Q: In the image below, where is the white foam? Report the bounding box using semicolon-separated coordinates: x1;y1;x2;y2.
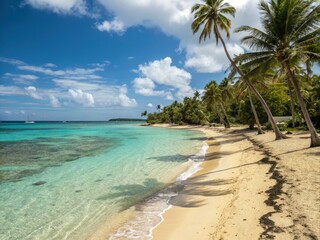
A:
110;141;209;240
176;142;209;182
148;204;172;239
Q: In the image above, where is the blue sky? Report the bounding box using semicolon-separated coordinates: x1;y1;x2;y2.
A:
0;0;291;120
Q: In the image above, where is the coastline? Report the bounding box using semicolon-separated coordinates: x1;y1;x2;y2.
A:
151;125;320;239
90;124;320;239
90;124;209;240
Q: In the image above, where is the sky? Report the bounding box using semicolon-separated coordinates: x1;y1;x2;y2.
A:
0;0;264;121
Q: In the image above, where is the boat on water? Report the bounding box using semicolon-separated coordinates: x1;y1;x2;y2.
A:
25;114;35;123
25;120;35;124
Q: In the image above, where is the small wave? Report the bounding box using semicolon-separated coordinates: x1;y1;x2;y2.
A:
110;141;209;240
176;142;208;182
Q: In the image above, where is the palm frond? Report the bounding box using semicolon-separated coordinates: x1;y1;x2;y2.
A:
191;0;236;44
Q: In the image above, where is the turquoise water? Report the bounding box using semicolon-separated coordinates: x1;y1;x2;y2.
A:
0;122;205;240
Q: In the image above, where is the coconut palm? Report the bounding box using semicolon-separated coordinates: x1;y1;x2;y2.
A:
270;69;297;127
219;78;233;127
141;110;147;117
191;0;286;139
286;78;297;127
235;0;320;147
156;104;162;113
203;80;230;128
233;76;265;134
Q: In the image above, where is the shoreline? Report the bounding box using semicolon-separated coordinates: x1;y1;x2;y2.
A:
91;124;319;239
151;125;271;239
96;125;209;239
151;125;320;239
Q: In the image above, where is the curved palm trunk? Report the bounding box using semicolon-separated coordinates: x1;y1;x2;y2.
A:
214;24;286;140
249;93;264;134
287;79;296;127
283;62;320;147
199;109;211;124
219;102;231;128
214;105;227;127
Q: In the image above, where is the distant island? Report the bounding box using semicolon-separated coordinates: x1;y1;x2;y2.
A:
108;118;146;122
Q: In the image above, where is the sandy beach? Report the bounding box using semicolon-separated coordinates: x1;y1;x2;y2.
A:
152;125;320;239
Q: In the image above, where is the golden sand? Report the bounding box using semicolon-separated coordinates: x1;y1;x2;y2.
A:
152;125;320;240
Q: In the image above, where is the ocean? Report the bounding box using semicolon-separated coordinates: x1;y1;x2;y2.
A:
0;122;206;240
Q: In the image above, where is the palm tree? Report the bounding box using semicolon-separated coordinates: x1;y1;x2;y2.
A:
286;78;297;127
141;110;147;117
191;0;286;139
203;80;230;128
192;91;211;124
219;78;233;127
270;69;297;127
235;0;320;147
233;77;265;134
156;104;162;113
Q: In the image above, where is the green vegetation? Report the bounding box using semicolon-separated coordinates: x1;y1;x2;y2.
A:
147;79;320;129
236;0;320;146
146;0;320;148
108;118;146;122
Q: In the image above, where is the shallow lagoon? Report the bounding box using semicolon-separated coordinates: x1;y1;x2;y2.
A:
0;122;204;239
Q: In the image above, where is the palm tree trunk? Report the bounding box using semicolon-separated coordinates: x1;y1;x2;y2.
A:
214;105;227;127
287;79;296;127
249;93;264;134
283;62;320;147
249;118;255;129
214;23;286;140
199;109;211;123
219;102;230;128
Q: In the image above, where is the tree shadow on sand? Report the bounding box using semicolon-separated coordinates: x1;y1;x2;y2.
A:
96;175;237;212
95;178;168;211
168;177;235;208
187;137;207;141
207;134;247;147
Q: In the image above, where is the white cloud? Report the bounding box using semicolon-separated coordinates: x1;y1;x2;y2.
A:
1;58;137;108
89;60;110;68
62;75;102;80
25;0;88;15
2;110;28;116
133;77;173;100
0;57;25;65
96;19;125;33
95;0;261;73
133;57;193;99
0;85;25;96
1;58;104;83
139;57;191;88
53;79;102;91
184;43;244;73
96;0;196;33
147;103;153;108
133;77;154;95
25;86;43;100
69;89;95;107
18;74;38;80
44;63;57;68
57;81;138;108
4;73;39;85
118;85;137;107
18;65;103;77
50;95;60;107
